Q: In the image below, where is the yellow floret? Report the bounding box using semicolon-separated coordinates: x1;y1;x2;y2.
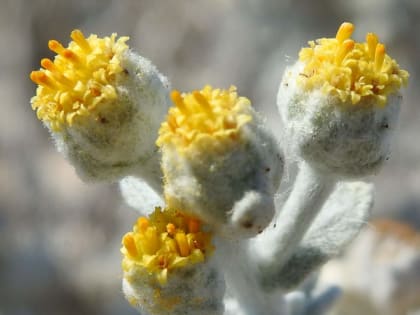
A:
156;85;252;153
30;30;129;131
298;22;409;106
121;207;214;285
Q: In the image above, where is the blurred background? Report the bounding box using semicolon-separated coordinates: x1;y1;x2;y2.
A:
1;0;419;314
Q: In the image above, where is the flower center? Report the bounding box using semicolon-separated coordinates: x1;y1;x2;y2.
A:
298;22;409;106
30;30;129;131
156;85;252;153
121;207;214;285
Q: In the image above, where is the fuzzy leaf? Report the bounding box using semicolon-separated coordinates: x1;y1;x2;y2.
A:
119;176;164;215
262;181;373;290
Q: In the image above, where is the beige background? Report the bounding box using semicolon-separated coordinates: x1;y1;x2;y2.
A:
1;0;419;314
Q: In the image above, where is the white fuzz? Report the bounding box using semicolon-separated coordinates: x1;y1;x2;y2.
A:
250;161;334;283
216;239;287;315
29;25;409;315
53;51;170;186
222;179;373;315
277;61;401;178
162;113;283;239
227;191;275;238
119;176;164;215
122;257;225;315
272;181;374;289
302;181;374;254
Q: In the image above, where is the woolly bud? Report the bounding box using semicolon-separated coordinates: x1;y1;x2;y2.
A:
157;86;283;238
277;22;408;178
30;30;170;184
121;207;224;315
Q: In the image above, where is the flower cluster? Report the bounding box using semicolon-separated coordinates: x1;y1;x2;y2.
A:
30;30;170;185
158;85;282;237
157;85;252;154
30;30;129;131
121;207;213;285
29;23;409;315
278;23;408;177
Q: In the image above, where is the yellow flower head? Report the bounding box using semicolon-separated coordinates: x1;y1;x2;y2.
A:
121;207;214;285
298;22;409;106
156;85;252;154
30;30;129;131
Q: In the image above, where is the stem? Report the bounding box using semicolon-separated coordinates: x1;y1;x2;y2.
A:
249;161;336;288
216;239;287;315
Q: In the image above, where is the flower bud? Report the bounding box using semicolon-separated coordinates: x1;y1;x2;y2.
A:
277;22;408;177
30;30;170;183
157;86;283;238
121;207;224;315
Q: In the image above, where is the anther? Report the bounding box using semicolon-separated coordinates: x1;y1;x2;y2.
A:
40;58;56;71
63;49;79;62
336;22;354;43
175;232;190;257
375;43;386;72
29;71;56;89
70;29;91;52
137;217;149;232
166;223;176;236
335;39;355;65
48;40;66;55
41;59;73;86
366;32;379;60
193;91;211;111
123;234;138;257
171;90;188;113
167;115;178;132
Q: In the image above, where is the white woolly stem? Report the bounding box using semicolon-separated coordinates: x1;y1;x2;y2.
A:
218;161;335;314
216;239;287;315
250;161;336;285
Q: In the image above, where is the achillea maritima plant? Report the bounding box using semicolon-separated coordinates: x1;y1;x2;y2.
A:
30;23;408;315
